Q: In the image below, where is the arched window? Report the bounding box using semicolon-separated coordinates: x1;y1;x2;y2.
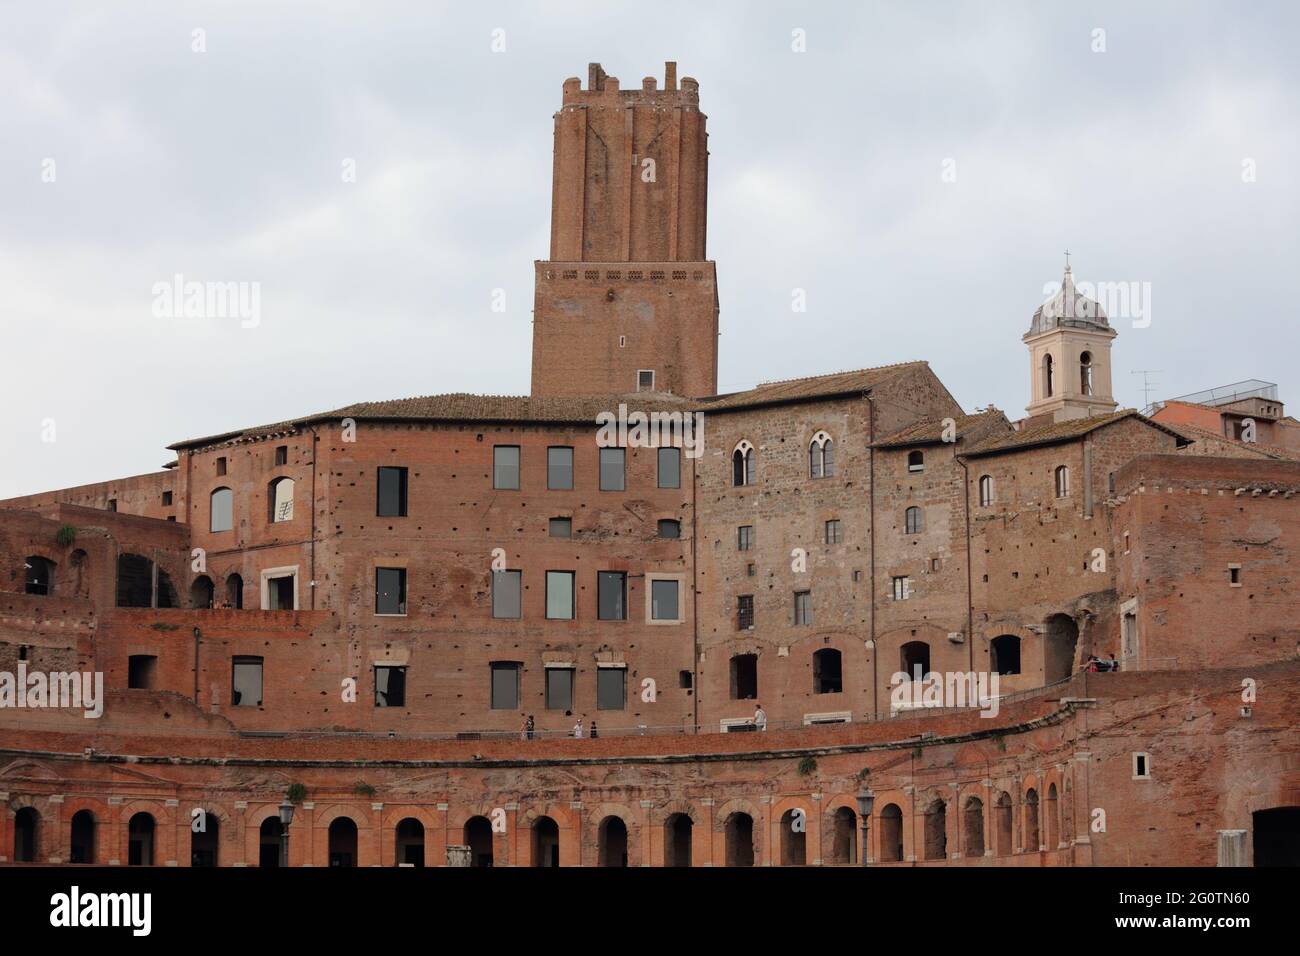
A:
128;812;155;866
1045;783;1060;848
268;477;294;523
1044;354;1054;397
829;806;858;865
1054;465;1070;498
978;475;993;507
24;556;54;596
879;803;904;862
901;641;930;680
225;573;244;609
395;818;424;867
923;799;947;860
963;797;985;856
1080;351;1093;396
995;792;1013;856
70;810;96;864
779;809;806;866
1024;789;1040;852
732;441;755;487
990;635;1021;675
907;450;924;473
191;810;219;867
328;817;358;867
14;806;39;862
531;816;560;867
664;813;692;868
724;812;754;867
191;575;215;609
812;648;842;694
598;816;628;867
904;506;922;535
809;431;834;478
464;816;494;867
259;816;284;867
210;487;233;532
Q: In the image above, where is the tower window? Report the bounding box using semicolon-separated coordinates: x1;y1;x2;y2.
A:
905;506;923;534
493;445;521;490
733;441;756;486
1080;351;1093;396
377;466;408;517
274;445;288;466
737;594;754;630
1044;354;1055;397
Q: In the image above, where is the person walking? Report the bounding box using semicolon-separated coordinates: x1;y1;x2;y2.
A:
753;703;767;732
573;715;585;739
526;714;535;740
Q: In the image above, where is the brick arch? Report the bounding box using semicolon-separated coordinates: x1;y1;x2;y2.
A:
712;796;763;832
585;802;640;867
446;801;501;829
60;796;111;865
650;798;700;826
516;802;575;831
380;804;440;831
311;802;368;829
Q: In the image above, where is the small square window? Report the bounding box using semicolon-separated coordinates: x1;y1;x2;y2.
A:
637;369;655;392
374;665;406;707
1229;565;1241;586
161;491;173;506
275;445;288;466
658;518;680;539
128;655;157;690
107;499;117;512
549;517;572;538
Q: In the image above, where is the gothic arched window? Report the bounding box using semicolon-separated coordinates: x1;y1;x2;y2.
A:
809;431;834;478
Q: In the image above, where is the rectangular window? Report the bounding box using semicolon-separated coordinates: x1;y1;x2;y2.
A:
492;570;521;619
377;466;408;517
546;570;576;620
597;667;626;710
599;448;625;491
547;446;574;490
231;656;263;707
490;662;521;710
161;491;173;507
737;525;754;550
891;576;910;600
374;666;406;707
658;519;680;539
598;571;627;620
545;667;574;711
549;517;572;538
274;445;288;466
651;579;679;621
658;447;681;489
108;498;117;512
494;445;521;490
216;456;227;476
128;655;157;690
737;594;754;630
637;369;655;392
794;590;812;626
375;567;407;615
825;519;842;544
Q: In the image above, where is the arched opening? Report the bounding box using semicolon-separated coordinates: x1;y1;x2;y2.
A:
328;817;357;867
963;797;985;857
191;811;219;867
395;818;424;867
1044;353;1054;397
732;442;755;487
990;635;1021;675
978;474;993;507
1024;789;1040;851
210;487;233;532
190;575;214;609
901;641;931;681
464;816;494;867
828;806;857;864
156;568;177;608
809;431;834;478
24;556;54;596
598;816;629;867
880;803;904;862
664;813;692;867
531;816;560;867
128;812;155;866
259;816;283;867
724;812;755;867
70;810;96;864
923;799;947;860
1045;784;1060;849
1080;351;1093;396
904;506;922;534
1054;464;1070;498
69;549;89;598
813;648;842;694
1253;807;1300;866
225;573;244;609
268;476;295;523
779;809;806;866
14;807;39;862
1044;614;1079;682
907;450;924;473
995;792;1013;856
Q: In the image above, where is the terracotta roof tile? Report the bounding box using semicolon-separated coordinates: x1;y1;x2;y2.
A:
963;410;1185;457
873;409;1011;448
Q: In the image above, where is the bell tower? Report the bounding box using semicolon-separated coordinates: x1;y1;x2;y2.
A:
1024;261;1118;422
530;62;719;398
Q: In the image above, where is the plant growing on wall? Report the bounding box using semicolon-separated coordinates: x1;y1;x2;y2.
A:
353;780;376;797
286;783;307;804
798;756;818;775
56;525;77;548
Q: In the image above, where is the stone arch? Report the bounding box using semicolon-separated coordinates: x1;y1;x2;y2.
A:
879;802;904;862
190;574;215;609
586;802;639;867
13;804;40;862
823;801;858;865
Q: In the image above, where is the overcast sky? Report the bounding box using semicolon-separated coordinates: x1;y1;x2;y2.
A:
2;0;1297;497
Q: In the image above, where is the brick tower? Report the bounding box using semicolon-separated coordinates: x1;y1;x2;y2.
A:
530;62;719;398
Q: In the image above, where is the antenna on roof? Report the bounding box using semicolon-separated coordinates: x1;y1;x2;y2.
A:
1132;369;1163;414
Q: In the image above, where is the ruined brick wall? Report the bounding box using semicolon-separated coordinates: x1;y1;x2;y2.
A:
1113;455;1300;671
0;470;175;521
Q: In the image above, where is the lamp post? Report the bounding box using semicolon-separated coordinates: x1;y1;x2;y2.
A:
278;800;295;868
855;789;875;867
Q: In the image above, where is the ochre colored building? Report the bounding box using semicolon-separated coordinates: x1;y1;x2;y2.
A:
2;63;1298;869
